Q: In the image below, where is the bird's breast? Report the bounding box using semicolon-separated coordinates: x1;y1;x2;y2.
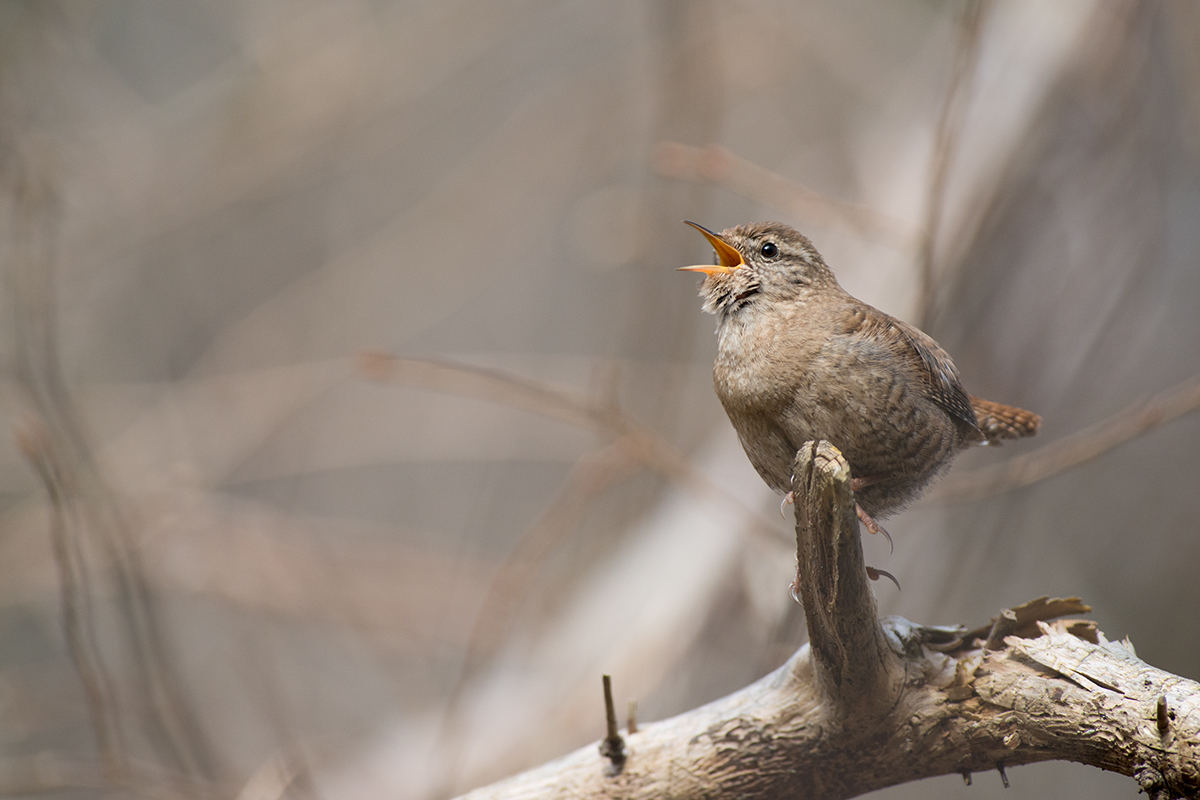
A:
712;307;821;414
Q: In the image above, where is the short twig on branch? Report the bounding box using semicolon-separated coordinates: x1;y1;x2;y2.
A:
598;675;626;773
456;440;1200;800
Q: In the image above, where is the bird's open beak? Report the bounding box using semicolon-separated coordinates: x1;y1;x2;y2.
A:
677;221;744;274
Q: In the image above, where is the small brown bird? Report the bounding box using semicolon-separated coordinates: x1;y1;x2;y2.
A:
680;221;1039;543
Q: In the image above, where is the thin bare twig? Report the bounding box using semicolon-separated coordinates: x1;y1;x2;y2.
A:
366;352;787;793
358;352;783;546
5;148;129;780
4;141;221;783
15;422;129;781
937;371;1200;502
917;0;990;327
598;674;625;770
458;439;644;664
652;142;913;247
426;439;643;780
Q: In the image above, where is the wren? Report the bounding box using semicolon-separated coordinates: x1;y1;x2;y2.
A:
680;221;1039;540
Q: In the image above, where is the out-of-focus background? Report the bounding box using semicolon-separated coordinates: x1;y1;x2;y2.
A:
1;1;1198;798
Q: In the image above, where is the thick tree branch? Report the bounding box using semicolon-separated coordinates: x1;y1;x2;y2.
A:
456;442;1200;799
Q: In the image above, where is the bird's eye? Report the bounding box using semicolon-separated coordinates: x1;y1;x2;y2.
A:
760;242;778;259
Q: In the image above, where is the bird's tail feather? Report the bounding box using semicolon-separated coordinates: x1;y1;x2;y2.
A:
970;396;1041;443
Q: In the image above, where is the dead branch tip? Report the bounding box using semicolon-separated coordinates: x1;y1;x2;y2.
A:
598;675;625;772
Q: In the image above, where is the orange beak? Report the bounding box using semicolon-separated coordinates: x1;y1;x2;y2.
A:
677;221;745;275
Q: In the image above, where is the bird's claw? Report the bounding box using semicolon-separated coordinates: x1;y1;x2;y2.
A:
866;566;901;592
780;491;795;519
856;504;894;554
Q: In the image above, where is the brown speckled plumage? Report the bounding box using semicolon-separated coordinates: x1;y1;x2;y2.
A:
682;221;1039;520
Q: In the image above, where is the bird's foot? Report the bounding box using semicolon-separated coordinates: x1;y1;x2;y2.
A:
786;471;881;516
856;504;894;554
866;566;901;591
850;474;885;491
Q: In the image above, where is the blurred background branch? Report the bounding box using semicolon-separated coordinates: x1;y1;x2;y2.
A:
915;0;989;327
1;2;1198;800
938;370;1200;502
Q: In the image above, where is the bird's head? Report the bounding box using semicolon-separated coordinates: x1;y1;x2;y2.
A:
678;221;835;317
